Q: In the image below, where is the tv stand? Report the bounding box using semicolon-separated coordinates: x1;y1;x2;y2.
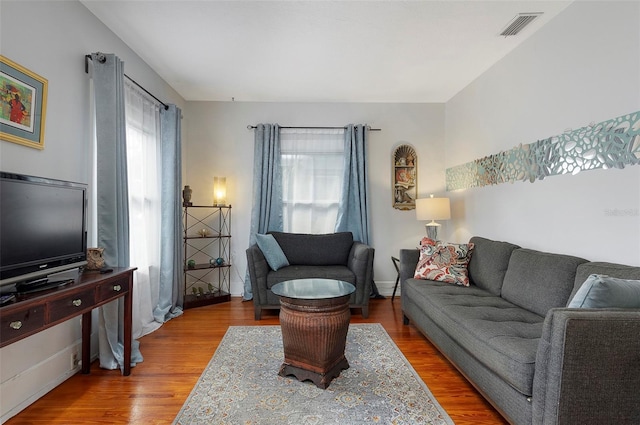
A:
1;267;136;376
15;277;75;294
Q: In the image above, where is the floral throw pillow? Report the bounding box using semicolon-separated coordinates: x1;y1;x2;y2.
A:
414;241;475;286
418;236;438;250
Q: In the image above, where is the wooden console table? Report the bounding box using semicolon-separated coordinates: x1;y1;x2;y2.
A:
0;267;136;376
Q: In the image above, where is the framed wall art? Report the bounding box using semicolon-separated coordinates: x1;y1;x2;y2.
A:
392;144;417;210
0;55;48;149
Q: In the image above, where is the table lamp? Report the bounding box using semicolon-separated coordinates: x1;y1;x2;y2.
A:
415;194;451;241
213;177;227;206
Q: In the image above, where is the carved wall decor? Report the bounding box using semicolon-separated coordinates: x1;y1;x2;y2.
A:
446;111;640;191
392;144;417;210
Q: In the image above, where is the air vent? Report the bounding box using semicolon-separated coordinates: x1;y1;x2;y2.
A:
499;13;543;37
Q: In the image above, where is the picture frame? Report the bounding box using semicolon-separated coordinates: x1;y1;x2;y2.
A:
0;55;48;150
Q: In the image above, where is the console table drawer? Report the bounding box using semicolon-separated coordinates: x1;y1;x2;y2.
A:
1;306;46;346
48;289;95;323
96;277;130;304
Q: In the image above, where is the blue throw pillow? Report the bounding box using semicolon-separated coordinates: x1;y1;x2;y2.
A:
256;233;289;271
568;274;640;308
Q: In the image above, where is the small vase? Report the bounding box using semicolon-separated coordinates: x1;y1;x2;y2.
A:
183;185;193;206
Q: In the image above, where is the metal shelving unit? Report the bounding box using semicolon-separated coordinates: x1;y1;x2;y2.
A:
183;205;231;309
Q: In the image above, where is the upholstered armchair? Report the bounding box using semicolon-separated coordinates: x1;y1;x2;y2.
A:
246;231;374;320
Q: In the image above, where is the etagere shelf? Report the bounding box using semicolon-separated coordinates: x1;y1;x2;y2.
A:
183;205;231;309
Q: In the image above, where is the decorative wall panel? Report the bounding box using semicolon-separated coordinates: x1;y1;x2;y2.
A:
446;111;640;191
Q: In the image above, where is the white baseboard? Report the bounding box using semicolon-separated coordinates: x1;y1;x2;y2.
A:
1;342;82;423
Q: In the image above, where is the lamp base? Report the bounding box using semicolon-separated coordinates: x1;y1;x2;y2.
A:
425;222;441;241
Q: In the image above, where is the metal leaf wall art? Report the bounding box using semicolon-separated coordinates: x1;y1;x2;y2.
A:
446;111;640;191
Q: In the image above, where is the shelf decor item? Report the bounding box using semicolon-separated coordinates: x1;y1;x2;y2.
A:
182;185;192;206
213;177;227;206
392;144;417;210
0;56;48;150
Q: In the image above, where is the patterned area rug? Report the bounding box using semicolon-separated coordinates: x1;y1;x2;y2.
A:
174;324;453;425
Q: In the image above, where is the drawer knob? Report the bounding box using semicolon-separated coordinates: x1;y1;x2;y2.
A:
72;299;82;307
10;321;22;330
113;285;122;292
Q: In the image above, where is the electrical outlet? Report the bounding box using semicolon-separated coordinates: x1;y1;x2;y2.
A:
71;352;80;369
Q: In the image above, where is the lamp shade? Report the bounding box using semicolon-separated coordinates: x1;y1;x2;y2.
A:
415;197;451;221
213;176;227;206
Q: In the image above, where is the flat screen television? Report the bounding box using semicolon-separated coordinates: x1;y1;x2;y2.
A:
0;171;88;291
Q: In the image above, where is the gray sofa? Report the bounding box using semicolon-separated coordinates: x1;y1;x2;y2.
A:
246;231;374;320
400;236;640;425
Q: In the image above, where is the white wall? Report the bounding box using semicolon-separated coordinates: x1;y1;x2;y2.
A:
0;1;185;421
445;1;640;266
184;102;445;296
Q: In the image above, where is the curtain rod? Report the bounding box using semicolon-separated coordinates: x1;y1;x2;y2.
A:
247;125;381;131
85;54;169;111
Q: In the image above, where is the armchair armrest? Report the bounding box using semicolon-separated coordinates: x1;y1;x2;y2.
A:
347;242;374;309
245;244;270;304
533;308;640;425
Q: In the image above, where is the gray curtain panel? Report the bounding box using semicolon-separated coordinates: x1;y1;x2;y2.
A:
245;124;284;300
154;104;184;321
91;52;143;370
335;124;380;296
335;124;370;244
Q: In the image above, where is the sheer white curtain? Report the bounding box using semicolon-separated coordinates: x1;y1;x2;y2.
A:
280;128;345;233
124;80;163;338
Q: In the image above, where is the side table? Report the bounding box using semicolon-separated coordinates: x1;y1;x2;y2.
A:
391;256;400;301
271;278;355;389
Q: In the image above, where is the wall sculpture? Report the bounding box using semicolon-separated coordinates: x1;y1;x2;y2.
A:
446;111;640;191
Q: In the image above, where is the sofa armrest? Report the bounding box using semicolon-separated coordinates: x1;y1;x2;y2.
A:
246;244;270;303
347;242;374;303
533;308;640;425
399;248;419;286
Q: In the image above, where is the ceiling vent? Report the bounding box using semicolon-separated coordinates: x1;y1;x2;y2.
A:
499;13;543;37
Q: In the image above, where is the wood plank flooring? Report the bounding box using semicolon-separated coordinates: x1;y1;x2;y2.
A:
6;298;507;424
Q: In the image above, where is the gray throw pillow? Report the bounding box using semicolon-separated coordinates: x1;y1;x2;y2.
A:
568;274;640;308
256;233;289;271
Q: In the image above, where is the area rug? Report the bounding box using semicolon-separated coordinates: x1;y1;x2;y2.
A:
173;323;453;425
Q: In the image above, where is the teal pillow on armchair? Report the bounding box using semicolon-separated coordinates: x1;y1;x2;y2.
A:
256;233;289;271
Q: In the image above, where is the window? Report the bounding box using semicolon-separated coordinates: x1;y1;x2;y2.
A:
280;129;345;234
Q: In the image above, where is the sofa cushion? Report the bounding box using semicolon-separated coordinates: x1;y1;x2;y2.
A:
270;232;353;266
570;261;640;301
568;274;640;308
266;265;355;288
414;241;474;286
256;233;289;271
403;278;544;396
468;237;520;296
501;249;588;317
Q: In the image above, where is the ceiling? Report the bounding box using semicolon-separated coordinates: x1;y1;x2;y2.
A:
81;1;572;103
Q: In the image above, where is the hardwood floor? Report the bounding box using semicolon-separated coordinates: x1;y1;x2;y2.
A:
6;298;507;424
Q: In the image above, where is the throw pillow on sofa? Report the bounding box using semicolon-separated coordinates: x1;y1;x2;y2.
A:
256;233;289;271
414;240;475;286
568;274;640;308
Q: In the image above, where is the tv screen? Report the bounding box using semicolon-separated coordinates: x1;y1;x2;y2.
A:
0;172;87;288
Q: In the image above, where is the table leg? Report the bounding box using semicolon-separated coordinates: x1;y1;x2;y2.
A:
81;311;91;374
123;286;132;376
